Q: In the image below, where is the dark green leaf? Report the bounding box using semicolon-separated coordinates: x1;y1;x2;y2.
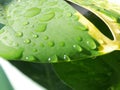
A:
53;51;120;90
10;61;72;90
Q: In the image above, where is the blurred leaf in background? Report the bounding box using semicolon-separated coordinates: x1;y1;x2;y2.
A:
10;51;120;90
53;51;120;90
11;61;72;90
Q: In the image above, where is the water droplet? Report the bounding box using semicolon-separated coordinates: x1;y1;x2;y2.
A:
48;55;58;62
35;23;47;32
15;32;23;37
87;39;97;49
25;7;41;17
0;42;23;59
59;42;65;47
73;45;82;52
39;12;55;22
24;39;31;44
33;49;38;52
48;41;55;47
73;15;79;20
0;29;5;34
44;36;49;40
76;36;82;41
64;55;71;62
25;56;36;61
117;17;120;23
40;43;44;47
23;21;29;25
33;34;39;38
66;13;72;17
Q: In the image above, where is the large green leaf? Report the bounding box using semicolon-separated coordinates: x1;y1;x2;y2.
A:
0;0;120;89
53;51;120;90
1;0;119;63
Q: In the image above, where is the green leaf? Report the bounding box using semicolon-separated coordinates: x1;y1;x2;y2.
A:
10;61;72;90
0;0;106;63
70;0;120;50
53;51;120;90
0;66;13;90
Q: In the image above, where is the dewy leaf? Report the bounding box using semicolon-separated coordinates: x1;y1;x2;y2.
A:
70;0;120;53
0;0;119;63
0;0;101;63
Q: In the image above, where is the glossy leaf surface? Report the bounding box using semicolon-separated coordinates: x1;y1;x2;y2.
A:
0;0;112;63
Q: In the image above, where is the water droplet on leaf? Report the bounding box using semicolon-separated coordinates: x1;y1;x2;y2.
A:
76;36;82;41
73;45;82;52
33;34;39;38
73;15;79;20
35;23;47;32
23;21;29;25
87;39;97;49
24;39;31;44
26;56;36;61
48;55;58;62
32;49;38;52
15;32;23;37
64;55;71;62
48;41;55;47
66;13;72;17
0;42;23;59
59;42;65;47
39;12;55;22
25;7;41;17
40;43;44;47
44;36;49;40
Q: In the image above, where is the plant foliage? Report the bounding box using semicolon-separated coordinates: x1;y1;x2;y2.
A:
0;0;120;90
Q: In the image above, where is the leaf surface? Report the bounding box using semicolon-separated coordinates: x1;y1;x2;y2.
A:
0;0;113;63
